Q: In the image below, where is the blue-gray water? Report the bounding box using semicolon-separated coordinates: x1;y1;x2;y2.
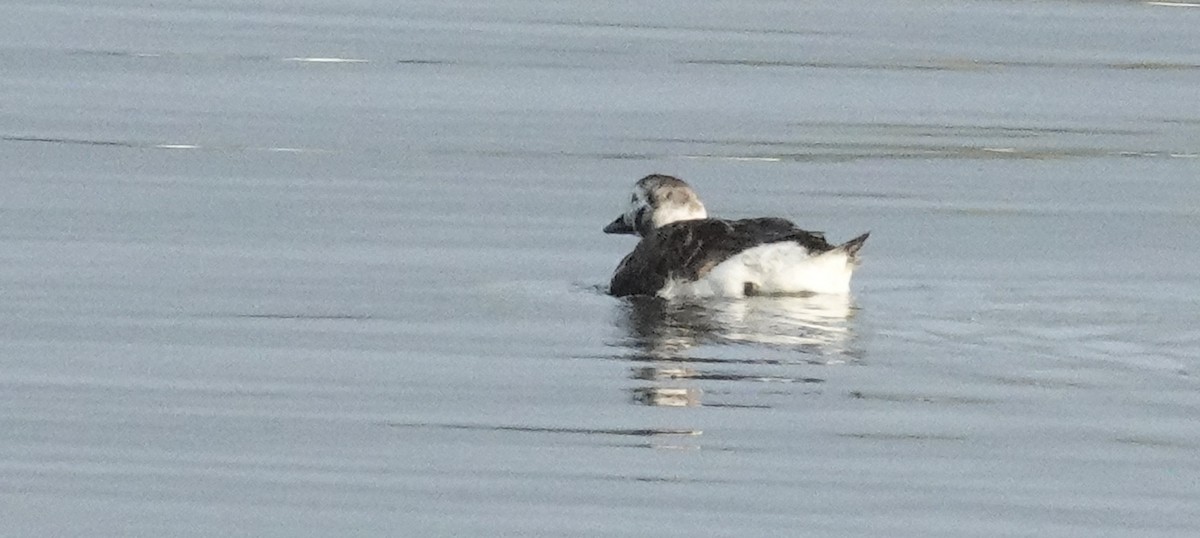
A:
3;1;1200;536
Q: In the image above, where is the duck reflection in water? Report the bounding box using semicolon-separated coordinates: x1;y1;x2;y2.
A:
615;293;862;407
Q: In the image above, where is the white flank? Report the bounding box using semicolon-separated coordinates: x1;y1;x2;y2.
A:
155;144;200;149
658;242;856;299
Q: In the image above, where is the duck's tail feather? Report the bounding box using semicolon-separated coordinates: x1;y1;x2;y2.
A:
833;232;870;261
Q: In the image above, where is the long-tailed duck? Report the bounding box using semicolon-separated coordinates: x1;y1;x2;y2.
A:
604;174;869;298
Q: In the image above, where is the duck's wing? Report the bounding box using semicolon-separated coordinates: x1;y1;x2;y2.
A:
727;218;833;252
609;218;834;297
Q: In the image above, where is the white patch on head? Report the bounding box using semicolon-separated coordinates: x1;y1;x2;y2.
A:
650;201;707;228
611;175;709;236
638;182;706;231
658;242;857;299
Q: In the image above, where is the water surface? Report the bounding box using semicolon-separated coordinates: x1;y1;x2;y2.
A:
2;1;1200;536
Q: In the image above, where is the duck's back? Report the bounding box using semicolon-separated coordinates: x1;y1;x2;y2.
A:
610;218;846;298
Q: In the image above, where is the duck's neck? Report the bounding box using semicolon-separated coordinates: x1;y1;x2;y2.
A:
651;203;707;229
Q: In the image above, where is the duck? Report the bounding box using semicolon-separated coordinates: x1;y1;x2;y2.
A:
604;174;869;298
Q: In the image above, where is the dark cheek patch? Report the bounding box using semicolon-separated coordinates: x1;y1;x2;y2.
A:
634;206;651;236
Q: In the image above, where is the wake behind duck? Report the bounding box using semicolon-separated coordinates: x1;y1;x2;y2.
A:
604;174;868;298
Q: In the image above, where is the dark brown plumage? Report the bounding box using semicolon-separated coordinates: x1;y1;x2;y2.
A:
610;217;858;297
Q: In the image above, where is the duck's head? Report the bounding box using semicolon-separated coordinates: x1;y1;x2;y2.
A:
603;174;708;237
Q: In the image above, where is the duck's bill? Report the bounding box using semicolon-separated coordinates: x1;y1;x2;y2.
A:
603;216;635;234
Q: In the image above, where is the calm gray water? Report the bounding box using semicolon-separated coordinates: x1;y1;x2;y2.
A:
3;1;1200;536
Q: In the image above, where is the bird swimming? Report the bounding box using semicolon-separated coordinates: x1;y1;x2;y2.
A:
604;174;869;298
